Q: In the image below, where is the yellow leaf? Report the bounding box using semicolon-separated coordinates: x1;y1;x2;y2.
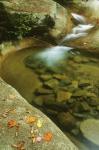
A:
37;119;43;128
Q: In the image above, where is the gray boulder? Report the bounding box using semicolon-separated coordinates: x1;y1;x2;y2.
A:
0;0;68;41
0;77;78;150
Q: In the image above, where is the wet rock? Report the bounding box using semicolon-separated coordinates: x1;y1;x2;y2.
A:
73;102;91;113
87;97;99;106
80;119;99;146
79;83;91;88
39;74;52;81
79;79;91;88
57;112;76;130
81;57;89;63
90;58;98;63
35;68;47;74
71;80;78;89
73;56;83;63
73;112;91;119
35;87;53;95
96;106;99;111
33;96;44;106
53;74;67;80
45;108;58;116
71;128;80;136
60;79;72;87
56;91;72;102
44;79;59;89
73;90;87;97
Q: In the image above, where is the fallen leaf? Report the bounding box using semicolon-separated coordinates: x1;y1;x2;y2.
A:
26;116;36;124
36;136;42;142
11;141;25;150
9;94;16;100
8;120;17;128
37;119;43;128
10;109;16;114
43;132;53;142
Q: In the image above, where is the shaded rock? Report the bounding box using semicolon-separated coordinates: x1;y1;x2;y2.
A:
71;80;78;89
80;119;99;146
73;102;91;113
73;90;87;97
60;79;72;86
57;112;76;130
53;74;67;80
79;79;91;86
0;77;78;150
45;108;58;116
39;74;52;81
0;0;68;41
33;96;44;106
56;91;72;102
87;97;99;107
34;94;55;106
73;56;83;63
35;87;53;95
44;79;59;89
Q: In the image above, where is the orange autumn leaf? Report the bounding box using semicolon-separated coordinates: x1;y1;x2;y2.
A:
43;132;53;142
26;116;36;124
8;120;17;128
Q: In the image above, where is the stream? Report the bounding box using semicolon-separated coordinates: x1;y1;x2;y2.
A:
1;46;99;150
0;12;99;150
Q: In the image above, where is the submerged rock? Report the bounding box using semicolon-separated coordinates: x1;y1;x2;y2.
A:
56;91;72;102
57;112;76;130
39;74;53;81
44;79;59;89
80;119;99;146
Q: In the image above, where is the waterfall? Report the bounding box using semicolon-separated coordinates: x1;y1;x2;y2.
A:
71;13;86;24
60;13;94;44
35;13;94;66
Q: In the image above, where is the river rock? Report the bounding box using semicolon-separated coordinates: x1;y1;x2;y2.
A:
35;87;53;95
56;91;72;102
71;80;78;89
44;79;59;89
53;74;67;80
80;119;99;146
57;112;76;130
73;56;83;63
39;74;52;81
0;77;78;150
0;0;68;41
73;102;91;113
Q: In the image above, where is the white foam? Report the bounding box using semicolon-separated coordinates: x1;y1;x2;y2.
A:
36;46;73;66
71;13;86;24
72;24;94;34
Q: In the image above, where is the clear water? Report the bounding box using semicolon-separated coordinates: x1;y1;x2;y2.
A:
1;47;99;150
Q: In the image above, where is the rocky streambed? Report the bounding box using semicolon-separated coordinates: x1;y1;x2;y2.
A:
0;44;99;149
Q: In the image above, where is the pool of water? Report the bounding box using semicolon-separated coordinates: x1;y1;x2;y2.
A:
0;47;99;150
